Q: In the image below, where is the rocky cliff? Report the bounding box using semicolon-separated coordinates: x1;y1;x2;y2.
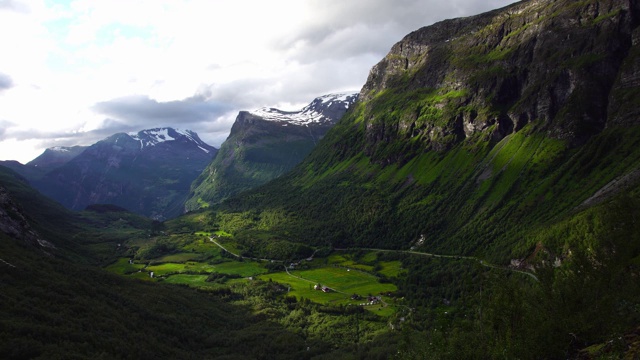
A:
355;0;639;163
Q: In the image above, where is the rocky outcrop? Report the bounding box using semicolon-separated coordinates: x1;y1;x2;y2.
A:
357;0;640;163
0;185;52;250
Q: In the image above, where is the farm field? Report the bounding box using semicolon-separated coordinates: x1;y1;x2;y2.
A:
154;252;206;263
161;274;248;288
378;261;403;278
106;257;268;281
259;266;397;313
294;267;396;296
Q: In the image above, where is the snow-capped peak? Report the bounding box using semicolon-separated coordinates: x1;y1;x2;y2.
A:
126;128;213;154
51;146;70;152
248;92;358;126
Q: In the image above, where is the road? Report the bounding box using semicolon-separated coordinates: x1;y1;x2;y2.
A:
334;247;539;281
209;237;281;263
208;236;538;282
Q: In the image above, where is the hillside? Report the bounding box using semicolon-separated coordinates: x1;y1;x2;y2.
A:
186;93;357;211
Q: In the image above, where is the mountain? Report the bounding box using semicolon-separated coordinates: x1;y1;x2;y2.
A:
224;0;640;256
28;145;87;171
0;146;87;182
185;92;358;210
34;128;217;220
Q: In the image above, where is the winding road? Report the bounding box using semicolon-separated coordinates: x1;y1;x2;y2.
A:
208;237;538;282
334;247;539;281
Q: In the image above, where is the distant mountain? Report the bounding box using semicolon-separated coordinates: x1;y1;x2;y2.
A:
185;92;358;211
0;146;86;181
34;128;217;220
28;145;87;172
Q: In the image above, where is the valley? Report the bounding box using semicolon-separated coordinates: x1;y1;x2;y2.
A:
2;0;640;358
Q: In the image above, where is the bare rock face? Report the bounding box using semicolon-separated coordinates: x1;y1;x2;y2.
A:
356;0;640;164
0;185;49;250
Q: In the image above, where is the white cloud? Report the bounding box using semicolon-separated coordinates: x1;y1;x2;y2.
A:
0;0;516;163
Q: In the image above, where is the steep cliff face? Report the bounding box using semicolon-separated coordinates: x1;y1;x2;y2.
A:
356;0;639;163
185;93;357;211
0;185;47;249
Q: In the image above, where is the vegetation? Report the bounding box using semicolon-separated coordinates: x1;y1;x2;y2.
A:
2;0;640;358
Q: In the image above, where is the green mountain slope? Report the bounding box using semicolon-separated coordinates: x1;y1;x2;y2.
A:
217;0;640;262
186;93;357;211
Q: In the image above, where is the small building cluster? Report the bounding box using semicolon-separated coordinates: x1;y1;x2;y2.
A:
313;284;331;292
359;296;381;306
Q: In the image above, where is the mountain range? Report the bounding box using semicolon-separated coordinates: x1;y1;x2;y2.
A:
14;128;217;220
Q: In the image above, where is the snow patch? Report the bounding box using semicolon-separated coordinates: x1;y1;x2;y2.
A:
248;92;358;125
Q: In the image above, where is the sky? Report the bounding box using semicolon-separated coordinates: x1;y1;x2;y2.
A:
0;0;516;164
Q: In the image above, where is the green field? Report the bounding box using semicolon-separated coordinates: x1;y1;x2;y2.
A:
378;261;403;278
213;261;268;277
154;252;205;263
259;266;397;307
259;272;346;303
145;260;267;277
294;267;396;295
163;274;217;288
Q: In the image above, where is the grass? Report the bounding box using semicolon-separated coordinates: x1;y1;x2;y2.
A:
104;257;145;274
260;266;397;306
145;260;267;277
327;254;375;272
162;274;218;288
154;252;204;263
214;261;268;277
258;272;346;303
378;261;403;278
295;267;396;296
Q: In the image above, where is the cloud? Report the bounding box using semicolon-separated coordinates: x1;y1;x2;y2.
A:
0;0;518;163
0;72;13;92
0;0;29;13
277;0;514;64
92;94;233;129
